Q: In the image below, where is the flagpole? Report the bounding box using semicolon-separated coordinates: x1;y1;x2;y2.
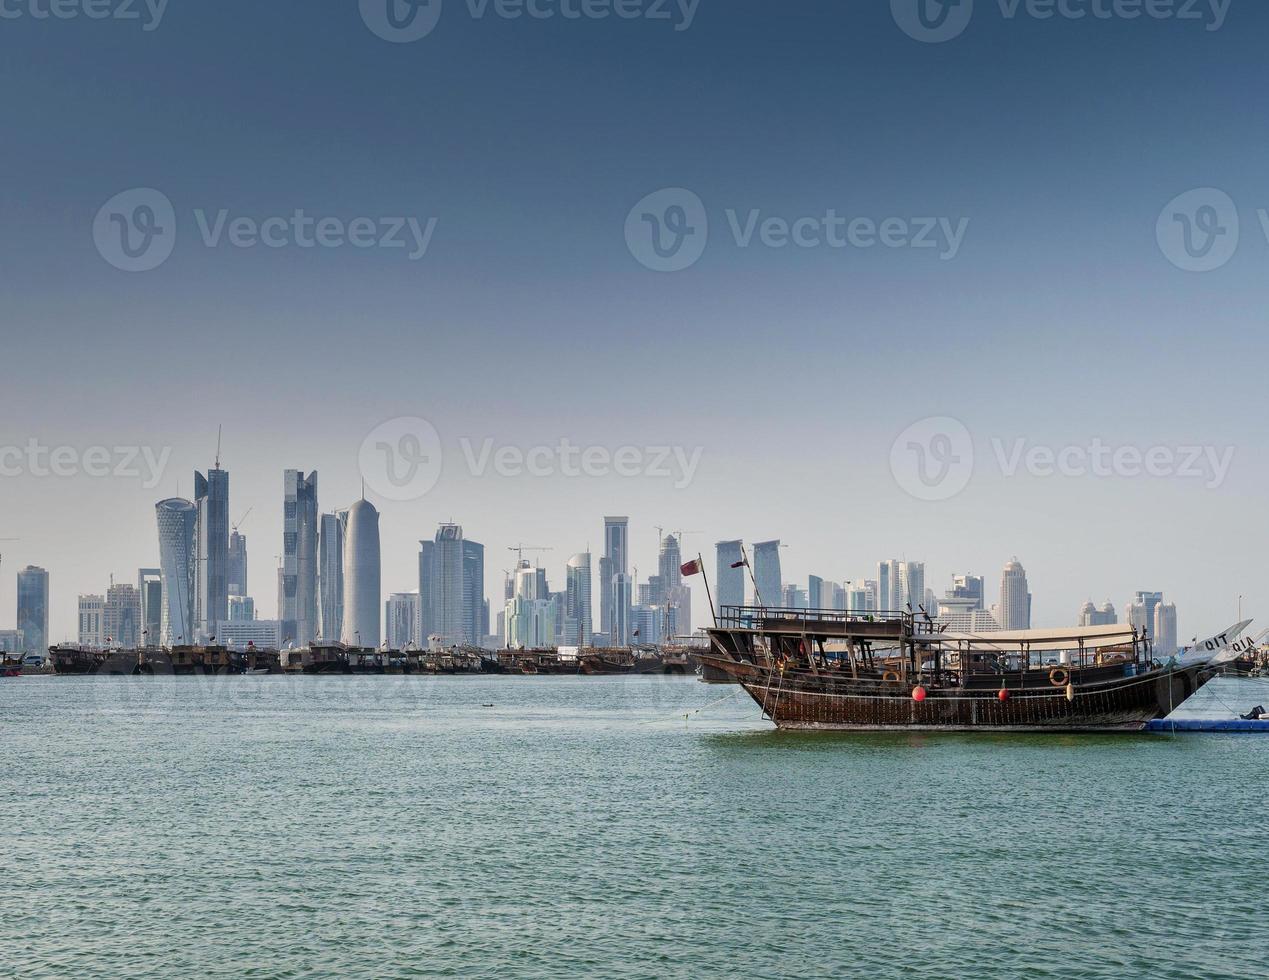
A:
741;544;765;609
698;552;717;627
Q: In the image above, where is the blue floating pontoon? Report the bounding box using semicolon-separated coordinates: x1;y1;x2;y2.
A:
1145;718;1269;733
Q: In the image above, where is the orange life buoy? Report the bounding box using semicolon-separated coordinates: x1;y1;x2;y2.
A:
1049;667;1069;688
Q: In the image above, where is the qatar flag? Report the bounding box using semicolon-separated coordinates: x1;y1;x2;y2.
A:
680;558;703;577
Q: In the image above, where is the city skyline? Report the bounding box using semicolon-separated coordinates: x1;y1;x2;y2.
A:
0;451;1222;649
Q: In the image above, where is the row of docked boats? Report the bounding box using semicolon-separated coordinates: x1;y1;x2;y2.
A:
42;642;702;677
699;605;1257;732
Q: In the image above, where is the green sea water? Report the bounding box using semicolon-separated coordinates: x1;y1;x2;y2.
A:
3;674;1268;979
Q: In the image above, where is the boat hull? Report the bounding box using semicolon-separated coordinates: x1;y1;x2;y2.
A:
702;655;1208;732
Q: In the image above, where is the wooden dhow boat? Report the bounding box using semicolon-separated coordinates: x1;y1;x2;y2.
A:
701;606;1247;732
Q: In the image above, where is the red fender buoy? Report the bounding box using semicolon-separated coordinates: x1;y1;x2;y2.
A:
998;689;1009;702
912;686;927;702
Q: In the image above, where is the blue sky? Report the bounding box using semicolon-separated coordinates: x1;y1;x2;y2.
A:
2;0;1266;642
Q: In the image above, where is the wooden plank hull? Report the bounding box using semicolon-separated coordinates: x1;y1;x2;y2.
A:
702;655;1207;732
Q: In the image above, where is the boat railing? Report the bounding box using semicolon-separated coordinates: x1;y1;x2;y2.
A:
717;605;932;633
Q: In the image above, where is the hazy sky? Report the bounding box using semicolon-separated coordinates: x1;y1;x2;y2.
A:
3;0;1266;644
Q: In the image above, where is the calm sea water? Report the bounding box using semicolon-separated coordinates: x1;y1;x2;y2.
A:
3;674;1268;979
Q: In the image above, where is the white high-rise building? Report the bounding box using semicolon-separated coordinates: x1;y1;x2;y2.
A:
78;595;105;647
341;499;381;648
1079;600;1117;627
282;470;319;646
752;540;782;609
998;559;1032;630
877;559;902;612
505;562;556;649
156;498;198;645
898;561;924;612
385;592;418;649
194;464;230;641
318;512;345;641
105;583;142;649
564;552;592;646
1154;602;1178;657
715;540;745;612
1127;591;1164;645
16;565;49;655
601;517;629;643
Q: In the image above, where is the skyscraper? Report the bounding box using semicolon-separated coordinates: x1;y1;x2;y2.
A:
948;574;985;610
138;568;162;646
1127;591;1164;645
417;537;436;643
611;573;632;646
228;530;248;598
318;512;344;641
194;463;230;640
658;535;682;595
341;498;381;648
1079;600;1117;627
505;561;556;648
418;524;485;646
105;583;142;649
565;551;593;645
155;498;197;645
808;574;825;609
1154;602;1178;658
282;470;319;645
900;561;925;613
752;540;781;608
462;538;486;646
877;559;902;612
78;594;105;647
716;540;745;611
999;559;1032;630
603;517;629;644
16;565;49;654
385;593;418;649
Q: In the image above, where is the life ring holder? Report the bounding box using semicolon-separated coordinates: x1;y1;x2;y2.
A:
1049;667;1070;688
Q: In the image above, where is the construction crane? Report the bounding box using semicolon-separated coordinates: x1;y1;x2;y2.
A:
507;544;553;566
232;507;252;533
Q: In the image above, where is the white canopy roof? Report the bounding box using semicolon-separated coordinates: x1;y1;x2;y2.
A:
918;624;1137;652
